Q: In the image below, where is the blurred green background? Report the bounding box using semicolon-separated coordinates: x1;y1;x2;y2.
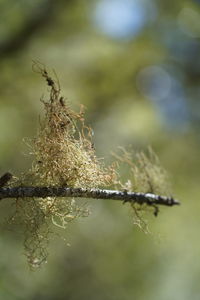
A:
0;0;200;299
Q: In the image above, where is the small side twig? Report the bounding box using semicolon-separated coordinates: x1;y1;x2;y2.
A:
0;186;180;208
0;173;13;188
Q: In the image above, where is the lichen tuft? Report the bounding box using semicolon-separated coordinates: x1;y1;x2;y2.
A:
10;63;116;269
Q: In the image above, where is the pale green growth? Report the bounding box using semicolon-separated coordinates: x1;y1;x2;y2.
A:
9;63;116;269
7;64;171;268
113;146;171;195
113;147;171;231
29;65;115;189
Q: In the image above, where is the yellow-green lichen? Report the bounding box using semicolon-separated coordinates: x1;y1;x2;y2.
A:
7;63;171;268
113;147;171;231
10;63;116;269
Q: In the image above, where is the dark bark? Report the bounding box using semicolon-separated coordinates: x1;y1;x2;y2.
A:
0;186;180;207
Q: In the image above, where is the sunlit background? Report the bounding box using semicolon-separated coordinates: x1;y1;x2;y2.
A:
0;0;200;299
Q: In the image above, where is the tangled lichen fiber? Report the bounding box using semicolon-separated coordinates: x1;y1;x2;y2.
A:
7;64;172;268
12;65;115;268
31;68;114;188
113;147;171;231
114;147;171;195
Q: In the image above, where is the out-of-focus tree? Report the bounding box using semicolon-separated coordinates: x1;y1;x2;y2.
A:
0;0;200;299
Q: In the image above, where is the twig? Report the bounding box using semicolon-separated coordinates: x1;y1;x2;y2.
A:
0;173;13;188
0;186;180;207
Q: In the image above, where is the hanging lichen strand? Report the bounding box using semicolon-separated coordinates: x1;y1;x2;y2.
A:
6;64;173;269
30;66;115;189
11;63;116;269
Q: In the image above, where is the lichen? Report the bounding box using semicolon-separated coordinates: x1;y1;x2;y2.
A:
113;147;171;231
10;63;116;269
7;63;171;268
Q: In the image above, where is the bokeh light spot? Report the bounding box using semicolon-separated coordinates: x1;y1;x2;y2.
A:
177;7;200;38
93;0;156;39
137;65;190;131
137;66;171;100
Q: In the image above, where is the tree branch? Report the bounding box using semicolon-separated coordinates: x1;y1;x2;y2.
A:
0;186;180;207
